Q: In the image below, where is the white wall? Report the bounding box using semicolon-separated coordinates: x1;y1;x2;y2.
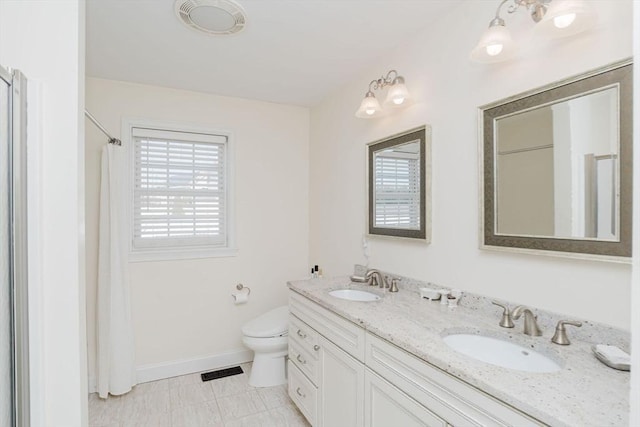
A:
309;1;633;329
85;78;309;382
0;0;87;425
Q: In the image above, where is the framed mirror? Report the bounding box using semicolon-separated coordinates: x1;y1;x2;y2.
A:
480;60;632;260
367;126;431;241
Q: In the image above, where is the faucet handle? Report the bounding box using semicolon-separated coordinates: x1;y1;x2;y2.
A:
551;320;582;345
389;278;399;293
491;301;514;328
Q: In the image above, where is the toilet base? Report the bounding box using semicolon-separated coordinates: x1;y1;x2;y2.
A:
248;352;287;387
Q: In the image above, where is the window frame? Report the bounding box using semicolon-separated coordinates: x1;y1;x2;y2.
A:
122;117;237;262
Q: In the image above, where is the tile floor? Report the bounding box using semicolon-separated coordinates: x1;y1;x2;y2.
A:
89;363;310;427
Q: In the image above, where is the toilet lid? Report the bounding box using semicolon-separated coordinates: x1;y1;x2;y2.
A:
242;305;290;338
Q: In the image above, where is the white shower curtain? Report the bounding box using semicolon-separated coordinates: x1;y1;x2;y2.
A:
97;144;136;398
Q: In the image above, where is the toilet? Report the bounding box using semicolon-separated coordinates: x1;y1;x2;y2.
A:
242;305;289;387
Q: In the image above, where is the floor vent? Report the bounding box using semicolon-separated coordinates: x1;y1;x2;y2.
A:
200;366;244;382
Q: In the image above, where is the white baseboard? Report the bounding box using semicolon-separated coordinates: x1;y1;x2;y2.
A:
87;348;253;393
136;349;253;384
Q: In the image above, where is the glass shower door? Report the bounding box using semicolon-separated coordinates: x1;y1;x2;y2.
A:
0;70;14;427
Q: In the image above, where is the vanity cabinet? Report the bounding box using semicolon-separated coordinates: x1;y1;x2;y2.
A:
365;333;543;427
288;291;544;427
289;292;365;427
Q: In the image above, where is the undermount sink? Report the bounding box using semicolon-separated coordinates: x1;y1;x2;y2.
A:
329;289;381;302
443;333;561;373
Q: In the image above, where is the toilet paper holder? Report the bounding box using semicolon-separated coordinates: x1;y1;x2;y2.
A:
236;283;251;295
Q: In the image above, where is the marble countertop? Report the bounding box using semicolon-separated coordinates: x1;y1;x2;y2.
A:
287;276;629;427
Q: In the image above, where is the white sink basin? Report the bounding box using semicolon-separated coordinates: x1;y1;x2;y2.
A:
443;334;561;373
329;289;381;302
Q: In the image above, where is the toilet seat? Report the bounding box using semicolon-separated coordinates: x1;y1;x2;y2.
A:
242;305;289;338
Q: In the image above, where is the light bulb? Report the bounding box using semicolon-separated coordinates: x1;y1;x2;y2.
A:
485;43;504;57
355;91;382;118
553;13;576;29
470;23;515;63
383;79;411;108
535;1;596;38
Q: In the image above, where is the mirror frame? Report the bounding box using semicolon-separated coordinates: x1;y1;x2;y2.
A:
479;60;632;261
367;126;431;241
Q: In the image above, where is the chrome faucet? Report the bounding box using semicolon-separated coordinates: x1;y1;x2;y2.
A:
365;269;385;288
511;306;542;336
364;269;399;292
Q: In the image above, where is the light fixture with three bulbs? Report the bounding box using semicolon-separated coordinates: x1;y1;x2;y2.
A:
355;70;412;119
471;0;596;63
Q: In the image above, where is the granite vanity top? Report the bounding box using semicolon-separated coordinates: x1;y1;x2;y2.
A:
287;276;630;427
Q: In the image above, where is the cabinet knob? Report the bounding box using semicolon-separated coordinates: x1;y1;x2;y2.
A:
296;354;307;364
296;329;307;339
296;387;306;398
313;344;320;351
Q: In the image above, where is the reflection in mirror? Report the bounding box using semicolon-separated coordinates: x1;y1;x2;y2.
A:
374;141;420;229
481;61;632;260
368;126;431;240
495;87;618;240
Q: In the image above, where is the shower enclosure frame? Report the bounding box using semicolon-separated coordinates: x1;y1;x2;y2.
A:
1;63;30;427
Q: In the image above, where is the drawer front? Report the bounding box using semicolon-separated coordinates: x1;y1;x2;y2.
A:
289;314;320;357
288;360;318;426
289;339;319;385
289;291;365;361
365;333;546;427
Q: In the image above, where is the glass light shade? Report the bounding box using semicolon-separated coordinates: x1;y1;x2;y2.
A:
355;93;382;118
535;0;596;38
470;24;516;64
383;82;412;108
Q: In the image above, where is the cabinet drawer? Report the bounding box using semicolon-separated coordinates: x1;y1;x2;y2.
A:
289;314;320;357
290;291;365;362
365;333;545;427
288;360;318;426
289;339;319;385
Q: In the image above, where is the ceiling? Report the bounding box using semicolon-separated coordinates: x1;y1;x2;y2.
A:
86;0;462;107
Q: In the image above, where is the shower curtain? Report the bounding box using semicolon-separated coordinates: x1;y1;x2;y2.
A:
97;144;136;398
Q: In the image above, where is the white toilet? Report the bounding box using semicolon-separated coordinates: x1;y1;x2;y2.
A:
241;305;289;387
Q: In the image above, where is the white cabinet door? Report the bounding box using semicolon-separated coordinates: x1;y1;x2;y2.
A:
365;369;447;427
318;336;364;427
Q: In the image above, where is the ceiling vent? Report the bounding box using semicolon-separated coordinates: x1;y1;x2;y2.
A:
175;0;247;35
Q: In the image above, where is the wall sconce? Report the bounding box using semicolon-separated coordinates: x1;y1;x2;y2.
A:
471;0;596;64
355;70;412;119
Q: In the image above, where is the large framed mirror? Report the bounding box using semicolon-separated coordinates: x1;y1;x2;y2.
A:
367;126;431;241
480;60;632;260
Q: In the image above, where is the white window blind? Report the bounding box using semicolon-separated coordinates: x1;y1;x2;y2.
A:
374;153;420;229
131;127;228;251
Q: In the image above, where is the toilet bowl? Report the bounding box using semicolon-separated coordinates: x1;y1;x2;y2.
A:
242;305;289;387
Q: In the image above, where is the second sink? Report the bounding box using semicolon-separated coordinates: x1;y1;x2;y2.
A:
329;289;381;302
443;333;561;373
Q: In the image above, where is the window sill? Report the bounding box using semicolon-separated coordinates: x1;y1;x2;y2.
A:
129;247;239;263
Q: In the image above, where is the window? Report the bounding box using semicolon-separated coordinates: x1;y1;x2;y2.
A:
127;122;235;260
